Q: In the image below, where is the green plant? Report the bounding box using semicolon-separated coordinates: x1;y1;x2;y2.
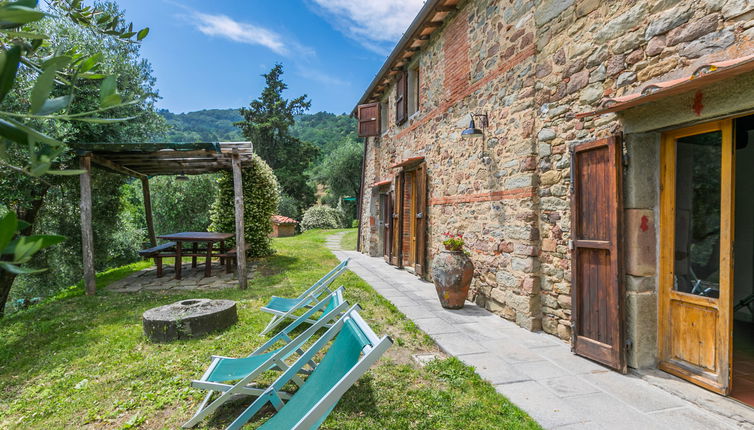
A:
300;205;344;231
442;233;464;252
0;212;64;274
277;191;300;219
351;219;359;228
209;154;280;257
0;0;150;177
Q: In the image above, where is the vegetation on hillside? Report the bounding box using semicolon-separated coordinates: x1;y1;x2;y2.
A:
159;109;244;142
158;105;362;220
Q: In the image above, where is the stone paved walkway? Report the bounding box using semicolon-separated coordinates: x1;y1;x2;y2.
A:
326;232;754;430
106;262;239;293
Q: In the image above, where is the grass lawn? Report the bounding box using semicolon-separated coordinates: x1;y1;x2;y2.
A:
339;228;358;250
0;229;541;430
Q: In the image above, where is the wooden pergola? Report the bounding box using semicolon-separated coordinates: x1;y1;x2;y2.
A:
71;141;255;293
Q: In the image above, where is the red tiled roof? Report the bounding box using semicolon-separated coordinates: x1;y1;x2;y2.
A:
578;53;754;118
390;156;425;169
371;179;392;187
271;215;297;224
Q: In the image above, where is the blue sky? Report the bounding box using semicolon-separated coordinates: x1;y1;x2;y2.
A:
113;0;425;114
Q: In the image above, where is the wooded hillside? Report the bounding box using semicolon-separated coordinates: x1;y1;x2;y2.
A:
158;109;358;161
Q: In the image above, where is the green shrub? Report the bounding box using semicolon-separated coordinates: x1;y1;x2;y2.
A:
351;219;359;228
300;205;345;231
277;191;300;220
209;154;280;257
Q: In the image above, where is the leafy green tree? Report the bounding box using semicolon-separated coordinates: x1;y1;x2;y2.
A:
313;140;362;200
0;2;164;314
236;64;318;212
209;154;279;257
121;174;219;236
290;111;358;156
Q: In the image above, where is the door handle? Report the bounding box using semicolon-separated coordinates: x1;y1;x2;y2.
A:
416;212;423;219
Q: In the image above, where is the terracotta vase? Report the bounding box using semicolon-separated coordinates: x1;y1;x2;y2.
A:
431;249;474;309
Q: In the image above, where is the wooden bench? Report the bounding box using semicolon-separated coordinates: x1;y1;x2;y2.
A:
216;245;250;274
139;242;176;277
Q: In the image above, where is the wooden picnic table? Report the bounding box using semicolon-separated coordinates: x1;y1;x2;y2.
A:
156;232;234;280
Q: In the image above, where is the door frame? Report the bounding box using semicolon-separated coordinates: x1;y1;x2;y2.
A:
658;119;735;395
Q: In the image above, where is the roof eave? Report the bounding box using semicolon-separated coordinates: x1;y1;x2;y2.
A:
352;0;449;115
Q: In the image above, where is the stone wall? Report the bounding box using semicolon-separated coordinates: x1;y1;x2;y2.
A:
359;0;754;352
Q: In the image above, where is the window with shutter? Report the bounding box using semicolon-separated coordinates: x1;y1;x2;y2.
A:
407;65;420;116
395;71;408;125
380;99;388;134
357;103;380;137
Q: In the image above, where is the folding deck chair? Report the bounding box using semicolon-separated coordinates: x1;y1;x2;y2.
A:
183;288;350;428
259;258;350;335
222;304;393;430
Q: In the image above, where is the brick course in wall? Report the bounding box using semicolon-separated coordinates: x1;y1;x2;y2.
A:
358;0;754;347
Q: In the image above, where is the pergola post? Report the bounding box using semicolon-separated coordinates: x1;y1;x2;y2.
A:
231;150;247;289
79;155;96;295
140;177;157;247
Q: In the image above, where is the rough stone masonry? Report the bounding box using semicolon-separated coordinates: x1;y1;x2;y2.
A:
358;0;754;365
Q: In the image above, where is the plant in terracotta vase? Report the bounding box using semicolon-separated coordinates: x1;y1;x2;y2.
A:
431;232;474;309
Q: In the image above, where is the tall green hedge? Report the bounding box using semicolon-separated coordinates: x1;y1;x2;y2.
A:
209;154;280;257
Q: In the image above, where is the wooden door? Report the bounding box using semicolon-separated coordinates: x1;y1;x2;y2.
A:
383;192;393;262
406;170;416;268
571;136;626;372
659;120;734;394
414;163;428;276
391;172;404;267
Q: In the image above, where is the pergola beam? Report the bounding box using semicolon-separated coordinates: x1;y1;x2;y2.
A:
90;153;146;179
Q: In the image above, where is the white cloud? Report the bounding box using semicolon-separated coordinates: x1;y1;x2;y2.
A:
308;0;425;55
192;12;289;55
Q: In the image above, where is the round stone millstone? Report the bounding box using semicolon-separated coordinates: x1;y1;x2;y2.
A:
142;299;238;343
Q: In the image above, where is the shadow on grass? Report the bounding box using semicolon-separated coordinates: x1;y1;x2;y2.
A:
195;374;381;428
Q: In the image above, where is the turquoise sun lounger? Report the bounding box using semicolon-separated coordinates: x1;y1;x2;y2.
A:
259;258;350;335
183;287;349;428
225;304;392;430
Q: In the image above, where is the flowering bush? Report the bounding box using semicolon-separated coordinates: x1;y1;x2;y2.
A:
209;154;280;257
442;233;465;251
300;205;346;231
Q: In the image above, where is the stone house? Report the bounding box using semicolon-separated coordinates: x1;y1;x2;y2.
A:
270;215;297;237
354;0;754;402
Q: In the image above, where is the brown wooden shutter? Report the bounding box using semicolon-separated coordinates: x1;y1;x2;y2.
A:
414;163;428;276
395;71;408;125
391;172;404;267
357;103;380;137
570;135;626;373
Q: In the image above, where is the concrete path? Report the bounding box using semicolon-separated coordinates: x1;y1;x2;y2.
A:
326;232;754;430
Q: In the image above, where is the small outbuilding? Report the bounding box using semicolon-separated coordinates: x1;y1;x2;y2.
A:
270;215;298;237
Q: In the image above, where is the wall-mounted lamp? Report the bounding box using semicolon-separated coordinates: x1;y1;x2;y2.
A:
175;172;189;181
461;113;488;139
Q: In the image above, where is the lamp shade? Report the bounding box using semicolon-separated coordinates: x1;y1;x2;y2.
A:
461;118;483;139
175;173;189;181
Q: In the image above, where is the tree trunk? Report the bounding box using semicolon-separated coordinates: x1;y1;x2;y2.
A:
0;270;16;318
0;188;49;317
